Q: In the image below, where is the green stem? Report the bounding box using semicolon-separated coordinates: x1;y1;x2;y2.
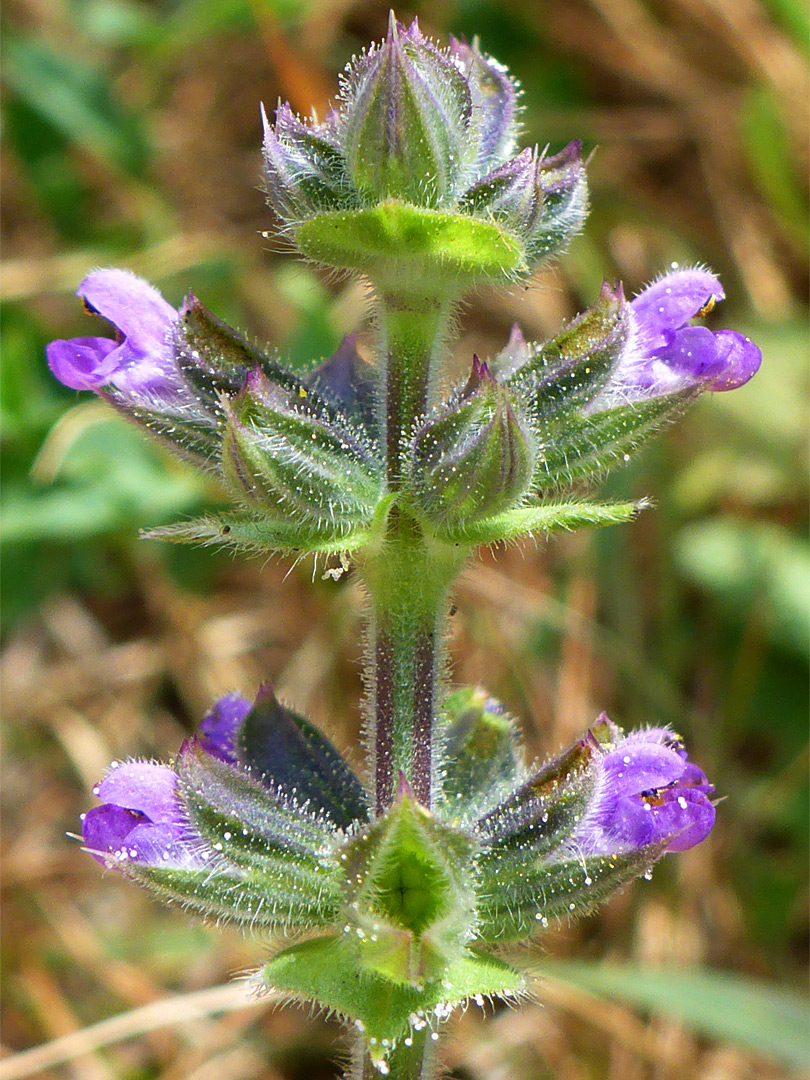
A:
360;291;467;813
376;292;451;488
350;1026;439;1079
362;526;465;812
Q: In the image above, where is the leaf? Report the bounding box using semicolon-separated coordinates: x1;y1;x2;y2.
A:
673;520;810;659
3;38;149;176
261;934;524;1050
431;498;647;546
142;512;374;556
537;961;810;1069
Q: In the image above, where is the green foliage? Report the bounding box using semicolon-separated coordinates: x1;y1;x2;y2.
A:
538;961;810;1070
262;934;524;1060
294;203;526;291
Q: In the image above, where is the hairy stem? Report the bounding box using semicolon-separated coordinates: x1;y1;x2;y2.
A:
360;290;467;813
376;292;452;488
362;522;466;813
350;1026;439;1080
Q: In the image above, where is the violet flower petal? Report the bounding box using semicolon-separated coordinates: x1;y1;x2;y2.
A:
631;267;724;352
707;329;762;390
198;693;252;762
79;270;176;357
46;337;120;391
602;742;686;795
95;762;181;823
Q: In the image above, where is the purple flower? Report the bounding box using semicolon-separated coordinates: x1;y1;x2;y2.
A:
46;270;184;404
197;692;252;763
81;760;200;869
575;721;716;855
81;691;251;869
589;267;761;409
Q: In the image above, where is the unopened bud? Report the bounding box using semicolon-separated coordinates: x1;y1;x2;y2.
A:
409;357;535;527
341;13;475;207
222;369;383;527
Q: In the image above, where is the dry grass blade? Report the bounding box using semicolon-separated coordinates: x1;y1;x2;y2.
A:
0;983;271;1080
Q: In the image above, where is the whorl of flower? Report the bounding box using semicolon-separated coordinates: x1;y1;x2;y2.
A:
260;15;587;278
78;684;716;1059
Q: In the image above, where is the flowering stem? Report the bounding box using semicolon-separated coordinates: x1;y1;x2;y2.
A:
362;525;465;812
351;1026;438;1079
376;291;452;488
360;290;467;814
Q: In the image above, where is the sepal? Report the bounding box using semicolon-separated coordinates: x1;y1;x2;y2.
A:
476;734;596;855
123;860;335;929
503;281;628;413
449;36;520;174
221;369;384;526
408;357;535;527
475;843;666;940
235;684;369;829
340;14;474;208
173;293;300;411
306;334;377;432
527;140;588;263
437;687;524;819
262;103;354;224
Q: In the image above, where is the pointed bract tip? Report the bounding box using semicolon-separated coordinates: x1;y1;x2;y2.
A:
396;770;414;800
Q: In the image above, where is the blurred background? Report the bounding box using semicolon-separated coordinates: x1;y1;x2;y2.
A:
1;0;808;1078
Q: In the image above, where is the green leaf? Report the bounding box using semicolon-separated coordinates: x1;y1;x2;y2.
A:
431;498;647;546
294;202;526;290
537;961;810;1069
261;933;524;1053
142;511;375;556
3;38;149;176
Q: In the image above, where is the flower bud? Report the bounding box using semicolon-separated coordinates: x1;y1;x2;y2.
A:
438;687;523;819
408;357;536;528
449;36;520;176
222;368;384;527
340;13;475;207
